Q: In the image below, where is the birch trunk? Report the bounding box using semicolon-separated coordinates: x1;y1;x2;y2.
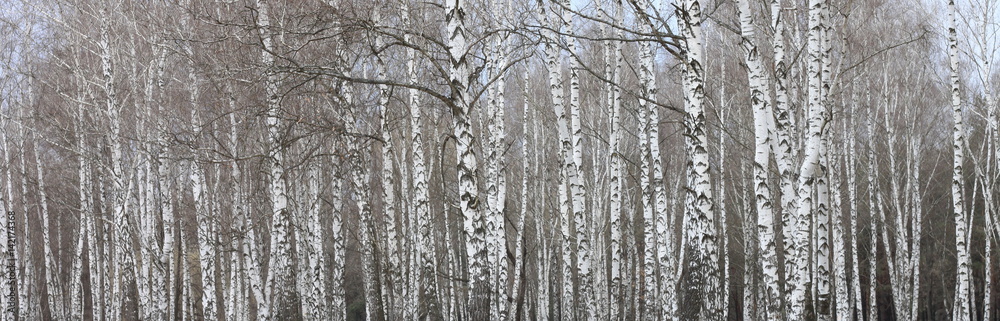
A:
815;3;833;318
255;0;293;317
187;74;220;321
329;19;354;321
539;1;574;319
330;167;345;320
3;209;11;321
302;162;325;321
1;113;14;320
737;0;781;318
787;0;828;319
638;0;674;317
17;129;36;321
559;0;593;318
485;0;509;316
607;0;624;318
770;2;800;315
949;1;971;319
866;102;879;321
847;101;862;321
372;9;400;319
98;13;138;319
679;0;721;318
507;65;530;321
833;151;850;321
637;1;658;317
31;111;64;321
69;60;92;320
352;142;382;320
445;0;487;318
401;0;435;317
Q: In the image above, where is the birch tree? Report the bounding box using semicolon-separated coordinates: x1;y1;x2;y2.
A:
255;0;294;318
444;0;488;318
400;0;435;317
736;0;781;318
678;0;721;318
949;1;972;319
606;0;625;318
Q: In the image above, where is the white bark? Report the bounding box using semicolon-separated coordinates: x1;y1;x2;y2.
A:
226;113;246;321
351;143;381;320
607;0;624;318
507;65;530;321
679;0;721;318
17;127;36;320
402;0;434;317
770;2;800;314
559;0;593;318
155;81;175;321
2;210;11;321
637;1;658;317
255;0;292;318
301;162;325;321
445;0;487;318
329;15;353;321
1;113;15;320
188;75;219;321
866;103;879;321
330;169;346;321
815;2;833;318
485;0;509;316
833;151;849;321
31;111;65;321
637;0;673;317
372;9;401;319
539;1;574;319
737;0;780;318
949;1;971;319
847;101;862;321
98;13;138;319
788;0;828;319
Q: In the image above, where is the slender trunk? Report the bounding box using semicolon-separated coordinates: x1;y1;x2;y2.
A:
330;21;353;321
771;2;798;316
679;0;721;318
255;0;292;318
371;9;400;320
352;143;381;321
1;113;16;320
949;1;971;320
3;210;12;321
401;0;435;318
558;0;593;318
788;0;828;319
908;130;923;321
737;0;781;318
187;74;219;321
845;96;862;321
444;0;487;318
32;109;64;321
507;65;531;321
98;13;138;320
607;0;624;318
815;3;833;319
17;130;36;320
302;162;325;321
539;1;574;319
637;1;658;318
833;151;850;321
866;100;879;321
484;0;509;317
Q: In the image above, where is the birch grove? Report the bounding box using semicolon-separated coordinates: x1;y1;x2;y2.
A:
2;0;1000;320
